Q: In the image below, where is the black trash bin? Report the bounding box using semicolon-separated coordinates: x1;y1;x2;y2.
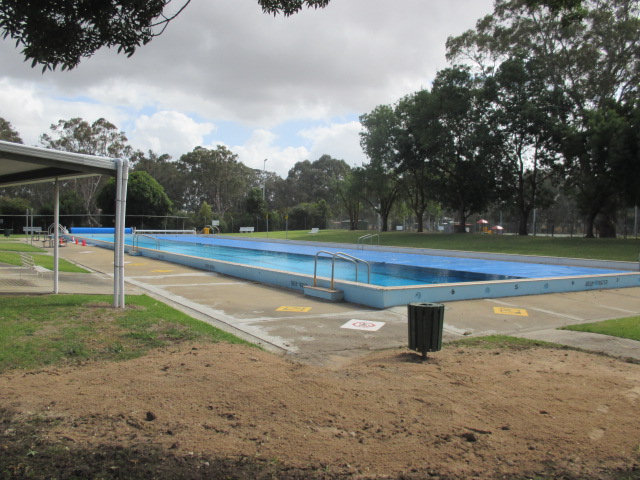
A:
3;229;12;237
408;302;444;359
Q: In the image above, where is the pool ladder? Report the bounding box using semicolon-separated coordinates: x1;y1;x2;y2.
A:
357;233;379;249
130;233;160;255
313;250;370;290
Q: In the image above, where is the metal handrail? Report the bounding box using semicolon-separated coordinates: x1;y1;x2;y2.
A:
357;233;379;249
48;223;69;235
313;250;370;289
132;233;160;252
336;252;370;284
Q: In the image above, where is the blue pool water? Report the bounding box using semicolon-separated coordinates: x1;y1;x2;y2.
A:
79;234;625;288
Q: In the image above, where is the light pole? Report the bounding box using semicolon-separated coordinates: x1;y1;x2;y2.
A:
262;158;267;201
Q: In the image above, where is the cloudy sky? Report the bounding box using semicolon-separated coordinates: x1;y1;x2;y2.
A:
0;0;493;178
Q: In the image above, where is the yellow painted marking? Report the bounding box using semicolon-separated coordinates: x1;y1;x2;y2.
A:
127;263;147;266
493;306;529;317
276;306;312;313
151;269;174;273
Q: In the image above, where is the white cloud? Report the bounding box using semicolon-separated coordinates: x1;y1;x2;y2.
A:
0;0;495;175
129;111;216;159
231;129;309;177
300;121;366;167
0;79;126;146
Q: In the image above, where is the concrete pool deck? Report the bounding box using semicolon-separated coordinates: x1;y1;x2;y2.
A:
2;241;639;366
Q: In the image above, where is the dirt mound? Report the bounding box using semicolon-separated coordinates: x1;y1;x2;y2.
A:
1;343;639;479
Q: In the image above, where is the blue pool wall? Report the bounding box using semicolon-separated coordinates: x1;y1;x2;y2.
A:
70;227;133;234
71;234;640;309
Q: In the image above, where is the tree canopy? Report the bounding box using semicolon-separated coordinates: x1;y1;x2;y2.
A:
446;0;640;236
0;117;23;143
97;171;173;228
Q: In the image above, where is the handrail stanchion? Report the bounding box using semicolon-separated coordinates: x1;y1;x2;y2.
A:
313;250;371;286
357;233;380;250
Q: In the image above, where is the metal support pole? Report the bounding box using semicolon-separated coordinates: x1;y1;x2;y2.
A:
53;179;59;293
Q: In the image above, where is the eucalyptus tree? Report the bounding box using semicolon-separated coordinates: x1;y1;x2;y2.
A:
39;117;134;225
334;169;361;230
411;67;504;233
447;0;640;236
491;57;566;235
0;117;22;143
359;105;403;232
395;93;442;232
132;150;186;211
0;117;24;202
563;100;640;236
177;146;254;219
284;155;351;214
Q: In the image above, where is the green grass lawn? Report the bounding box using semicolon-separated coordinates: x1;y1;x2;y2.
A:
226;229;640;262
449;334;565;351
561;316;640;341
0;241;88;273
0;294;251;373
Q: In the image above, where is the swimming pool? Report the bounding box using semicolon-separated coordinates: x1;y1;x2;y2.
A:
69;233;640;308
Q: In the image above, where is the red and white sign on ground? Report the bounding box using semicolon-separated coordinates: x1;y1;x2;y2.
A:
341;319;385;331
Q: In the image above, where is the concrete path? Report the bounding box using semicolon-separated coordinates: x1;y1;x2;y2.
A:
1;241;639;366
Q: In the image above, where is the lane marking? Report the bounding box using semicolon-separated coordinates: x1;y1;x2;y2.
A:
493;306;529;317
276;306;312;312
488;298;584;321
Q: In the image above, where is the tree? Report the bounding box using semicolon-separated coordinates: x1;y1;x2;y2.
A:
351;165;400;232
97;170;172;228
177;146;253;219
133;150;185;210
40;117;134;226
0;195;31;230
524;0;587;24
244;187;267;230
334;169;361;230
563;100;640;237
447;0;640;237
395;93;442;232
359;105;403;232
413;67;503;233
0;117;22;143
491;57;565;235
1;0;329;71
283;155;350;214
195;201;213;229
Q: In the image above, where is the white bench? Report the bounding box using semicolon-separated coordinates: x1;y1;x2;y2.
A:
19;253;52;283
308;228;320;234
239;227;254;233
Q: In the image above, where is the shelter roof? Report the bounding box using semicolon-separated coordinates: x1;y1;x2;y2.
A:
0;140;119;187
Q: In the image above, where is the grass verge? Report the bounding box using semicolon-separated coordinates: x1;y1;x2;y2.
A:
0;294;251;373
226;229;640;262
448;334;566;351
561;316;640;341
0;241;89;272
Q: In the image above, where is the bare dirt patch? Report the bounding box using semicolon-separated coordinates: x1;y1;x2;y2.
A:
1;343;639;479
